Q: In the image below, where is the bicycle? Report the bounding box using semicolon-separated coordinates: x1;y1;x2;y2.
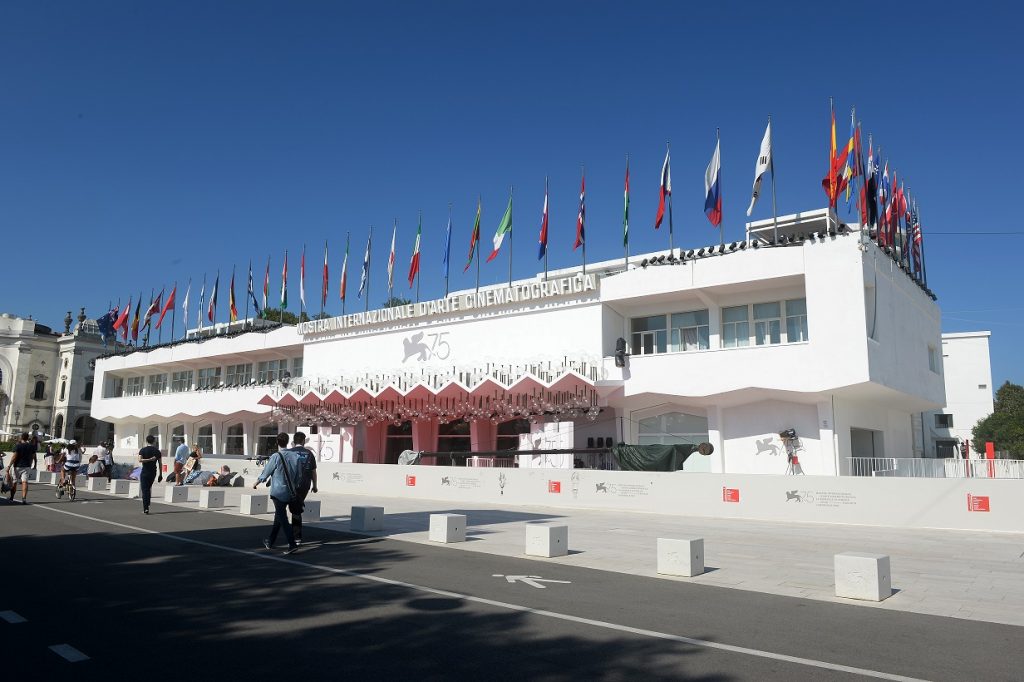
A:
56;471;77;501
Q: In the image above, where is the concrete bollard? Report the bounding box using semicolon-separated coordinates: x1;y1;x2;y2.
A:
86;478;107;492
110;480;131;494
163;486;189;503
128;481;141;499
350;505;384;532
429;513;467;543
300;499;321;521
199;489;225;509
657;538;705;577
834;552;892;602
241;494;269;515
525;524;569;558
36;471;56;485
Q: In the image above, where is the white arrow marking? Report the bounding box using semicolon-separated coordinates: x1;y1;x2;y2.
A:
493;574;572;589
0;611;26;624
49;644;89;662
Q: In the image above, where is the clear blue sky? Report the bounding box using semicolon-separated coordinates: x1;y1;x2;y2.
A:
2;1;1021;387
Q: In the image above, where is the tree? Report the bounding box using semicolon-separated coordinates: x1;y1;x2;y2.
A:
260;308;309;325
383;297;412;308
972;381;1024;459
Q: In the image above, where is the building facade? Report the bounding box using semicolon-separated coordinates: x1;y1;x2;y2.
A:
919;331;993;458
92;210;947;475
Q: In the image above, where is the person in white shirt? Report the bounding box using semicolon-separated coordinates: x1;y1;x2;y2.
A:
58;440;83;494
94;441;113;480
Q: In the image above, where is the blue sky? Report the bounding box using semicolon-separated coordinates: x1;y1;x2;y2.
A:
2;1;1021;387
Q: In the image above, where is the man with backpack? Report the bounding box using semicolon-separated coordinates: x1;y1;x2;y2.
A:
288;431;318;546
254;433;302;554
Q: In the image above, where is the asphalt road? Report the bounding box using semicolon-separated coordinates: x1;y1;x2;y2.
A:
0;490;1019;681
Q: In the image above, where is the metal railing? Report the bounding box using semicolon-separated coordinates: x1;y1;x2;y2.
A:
845;457;1024;479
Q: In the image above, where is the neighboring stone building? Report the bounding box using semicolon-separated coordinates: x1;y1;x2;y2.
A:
0;308;112;444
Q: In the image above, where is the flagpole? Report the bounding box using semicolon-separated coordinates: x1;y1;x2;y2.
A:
624;154;629;269
918;201;928;289
667;141;674;255
199;274;206;331
245;260;251;327
476;195;481;295
445;203;452;297
828;97;836;229
769;116;779;247
321;240;326;319
507;185;514;288
544;176;549;281
144;287;153;347
157;287;164;346
343;232;349;315
416;210;422;303
389;219;396;304
366;225;373;313
170;281;177;343
718;128;724;247
580;166;586;277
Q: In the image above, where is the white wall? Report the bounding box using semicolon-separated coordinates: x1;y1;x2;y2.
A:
721;401;823;474
924;332;994;455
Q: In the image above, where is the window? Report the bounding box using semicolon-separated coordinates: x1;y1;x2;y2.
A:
637;411;709;446
497;418;530;451
170;424;185;444
631;315;667;355
256;424;279;458
195;424;214;454
105;377;124;398
59;381;66;402
785;298;809;342
257;359;287;383
928;345;939;373
146;425;160;448
33;381;45;401
224;423;244;455
197;367;222;390
82;381;94;401
226;363;253;386
935;414;953;428
979;384;987;390
386;421;413;464
754;302;782;345
721;306;750;348
171;371;194;392
125;376;145;397
291;357;303;378
147;374;167;394
438;419;472;454
670;310;710;351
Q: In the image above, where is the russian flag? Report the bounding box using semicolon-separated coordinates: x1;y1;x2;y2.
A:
704;138;722;227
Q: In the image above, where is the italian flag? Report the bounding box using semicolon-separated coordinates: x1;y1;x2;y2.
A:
486;192;512;263
408;217;422;287
280;250;288;309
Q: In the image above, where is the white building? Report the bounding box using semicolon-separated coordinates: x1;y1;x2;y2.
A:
918;331;993;458
92;209;948;475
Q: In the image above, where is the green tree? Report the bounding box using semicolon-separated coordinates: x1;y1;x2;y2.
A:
260;308;309;325
972;381;1024;459
383;296;412;308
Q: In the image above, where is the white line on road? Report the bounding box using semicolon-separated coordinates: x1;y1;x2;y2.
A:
49;644;89;662
0;611;26;624
35;504;929;682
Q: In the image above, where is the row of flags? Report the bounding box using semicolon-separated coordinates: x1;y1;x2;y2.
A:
99;104;927;346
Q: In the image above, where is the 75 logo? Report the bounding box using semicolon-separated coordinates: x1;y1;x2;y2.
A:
402;331;452;362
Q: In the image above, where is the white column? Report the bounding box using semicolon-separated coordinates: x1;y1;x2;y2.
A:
817;400;838;475
706;404;726;473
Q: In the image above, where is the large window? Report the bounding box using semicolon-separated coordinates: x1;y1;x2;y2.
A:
637;411;709;446
438;419;471;454
105;377;124;398
386;421;413;464
785;298;809;342
291;357;303;378
631;315;667;355
197;367;222;390
226;363;253;386
171;371;193;392
257;359;288;383
33;381;45;401
497;418;531;451
753;302;782;346
224;423;244;455
670;310;710;352
257;424;279;458
125;376;145;397
195;424;214;454
935;414;953;428
148;373;167;394
721;306;750;348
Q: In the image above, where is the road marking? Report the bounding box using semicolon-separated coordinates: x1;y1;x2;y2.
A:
0;611;26;624
49;644;89;662
35;504;928;682
493;574;572;589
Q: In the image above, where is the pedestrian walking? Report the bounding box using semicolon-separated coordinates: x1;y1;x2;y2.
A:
254;433;301;554
288;431;318;545
138;434;163;514
6;432;37;504
95;440;113;480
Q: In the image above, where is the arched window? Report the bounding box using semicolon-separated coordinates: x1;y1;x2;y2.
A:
33;381;45;401
195;425;214;454
83;382;93;401
224;423;245;455
54;414;64;438
256;423;279;458
60;381;67;402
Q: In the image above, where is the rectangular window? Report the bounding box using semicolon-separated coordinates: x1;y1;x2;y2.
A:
224;423;245;455
291;357;303;378
630;315;668;355
195;424;214;454
753;302;782;345
785;298;809;342
171;370;194;392
257;359;287;383
721;305;750;348
670;309;710;351
935;414;953;428
197;367;222;390
928;345;939;373
147;374;167;395
226;363;253;386
105;377;124;398
125;376;144;397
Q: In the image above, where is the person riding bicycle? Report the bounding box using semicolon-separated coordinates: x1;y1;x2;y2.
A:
57;440;84;497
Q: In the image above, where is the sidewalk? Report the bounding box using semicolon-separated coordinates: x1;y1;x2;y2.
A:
123;481;1024;627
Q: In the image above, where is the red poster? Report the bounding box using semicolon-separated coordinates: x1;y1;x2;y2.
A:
722;487;740;503
967;494;990;512
548;480;561;493
405;475;416;487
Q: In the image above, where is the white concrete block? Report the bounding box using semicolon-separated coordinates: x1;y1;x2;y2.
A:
163;485;189;503
525;524;569;557
128;481;141;499
241;494;269;515
36;471;56;485
834;552;892;602
110;480;131;494
350;505;384;531
299;499;321;521
657;537;705;577
429;513;467;543
86;478;107;492
199;489;225;509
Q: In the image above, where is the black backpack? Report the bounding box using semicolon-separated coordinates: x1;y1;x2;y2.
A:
293;447;315;490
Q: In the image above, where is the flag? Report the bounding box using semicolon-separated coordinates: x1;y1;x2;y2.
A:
207;273;219;323
299;245;306;311
623;160;630;247
408;216;422;287
155;284;176;329
142;290;161;330
911;202;923;274
486;191;513;262
865;137;878;228
463;198;481;272
113;297;131;333
655;148;671;229
262;258;269;317
340;234;349;302
840;111;857;209
96;307;118;346
182;281;191;329
704;137;722;227
574;172;585;250
198;277;206;329
321;241;329;308
280;250;288;309
228;269;238;322
538;178;549;260
358;230;371;299
821;107;850;208
248;261;261;317
878;161;891;245
442;212;452;278
387;223;397;290
130;297;141;341
746;120;772;216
